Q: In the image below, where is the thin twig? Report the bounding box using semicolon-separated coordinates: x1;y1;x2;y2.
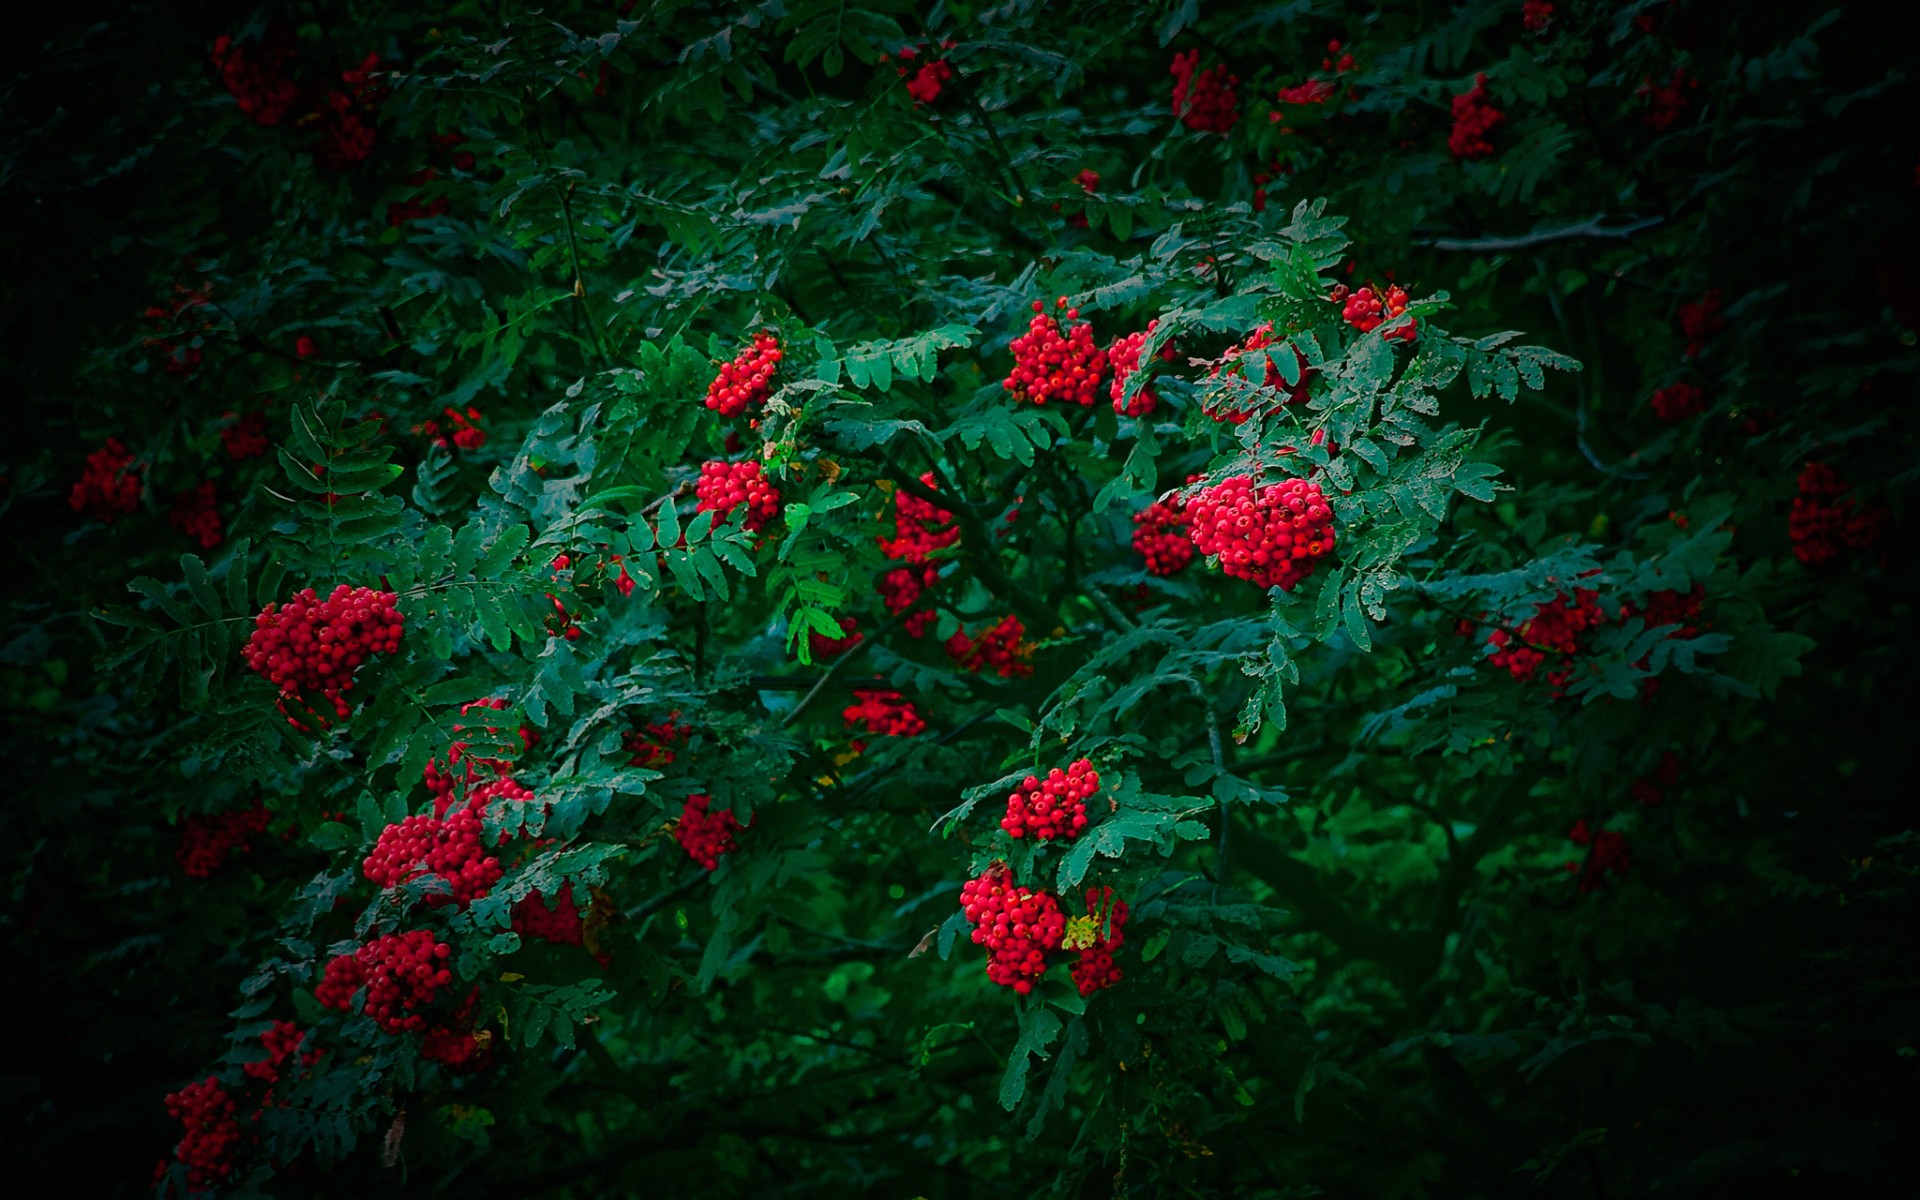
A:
1422;215;1665;253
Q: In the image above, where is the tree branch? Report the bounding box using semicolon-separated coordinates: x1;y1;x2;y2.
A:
1421;215;1664;253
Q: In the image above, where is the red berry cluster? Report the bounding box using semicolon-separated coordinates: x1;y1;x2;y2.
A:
843;690;925;751
1070;887;1129;997
625;711;689;769
894;45;956;106
424;698;537;810
513;887;585;946
676;793;742;869
1170;49;1239;134
364;796;503;909
695;459;782;532
1631;750;1687;807
210;32;301;126
947;614;1035;678
1791;461;1889;565
809;615;864;659
163;1076;240;1189
1567;820;1632;893
1208;324;1312;423
68;437;142;522
222;411;270;460
1004;299;1109;407
1107;321;1160;416
1133;497;1195;576
1639;69;1698;131
1336;282;1418;342
1632;585;1705;639
314;930;454;1034
168;480;224;548
242;1019;311;1084
1186;475;1337;592
1484;586;1607;693
420;989;491;1070
1449;73;1505;160
879;472;959;563
308;54;385;169
243;585;404;723
1522;1;1554;33
177;799;271;878
413;405;487;450
881;565;939;637
140;281;213;376
1002;758;1098;842
1678;289;1725;357
959;864;1066;994
705;332;782;418
1649;381;1706;423
545;593;584;642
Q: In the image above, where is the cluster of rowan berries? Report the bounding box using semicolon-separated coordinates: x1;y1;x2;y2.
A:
177;800;271;878
512;888;585;947
1002;759;1098;842
68;437;142;522
947;614;1035;677
314;930;454;1034
1631;750;1687;807
1649;381;1706;423
808;616;863;659
1133;497;1196;576
222;411;270;460
1208;324;1312;423
1639;69;1697;131
162;1076;240;1189
1069;887;1129;996
423;699;537;809
210;31;301;125
892;45;956;105
879;472;959;563
1335;282;1418;342
413;405;487;450
243;585;404;722
959;864;1067;994
1678;289;1725;358
310;53;385;169
1790;461;1888;565
1522;1;1554;32
695;459;782;532
881;564;939;637
420;989;491;1070
625;712;689;768
1630;585;1706;639
1567;820;1632;893
168;480;224;548
1004;299;1110;407
1106;322;1160;416
1186;475;1337;592
1484;586;1608;694
843;690;925;744
544;593;585;642
1170;49;1239;133
1449;73;1505;160
676;794;741;870
705;332;782;418
364;798;502;909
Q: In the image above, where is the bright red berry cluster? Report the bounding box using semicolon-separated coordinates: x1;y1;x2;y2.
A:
222;411;270;460
1004;299;1109;407
1484;586;1607;694
1522;1;1554;32
177;799;271;878
423;698;537;810
676;793;741;870
1449;73;1505;160
1631;750;1687;807
413;405;487;450
1639;69;1698;131
163;1076;240;1189
1133;497;1195;576
242;1020;311;1084
513;887;585;947
68;437;142;522
243;585;403;722
809;616;863;658
1208;324;1312;423
1170;49;1239;133
168;480;224;548
1678;289;1725;358
1002;759;1098;842
420;989;490;1070
1337;282;1418;342
959;864;1067;995
695;459;782;532
881;565;939;637
878;472;959;563
1790;461;1889;565
843;690;925;743
947;614;1035;677
210;32;301;125
1567;820;1632;893
896;47;955;106
625;712;689;769
1649;381;1706;423
314;930;454;1034
1107;321;1160;416
704;332;782;418
1070;887;1129;997
363;795;503;909
1186;475;1337;592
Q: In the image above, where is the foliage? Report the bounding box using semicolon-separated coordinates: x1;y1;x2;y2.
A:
2;1;1916;1196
